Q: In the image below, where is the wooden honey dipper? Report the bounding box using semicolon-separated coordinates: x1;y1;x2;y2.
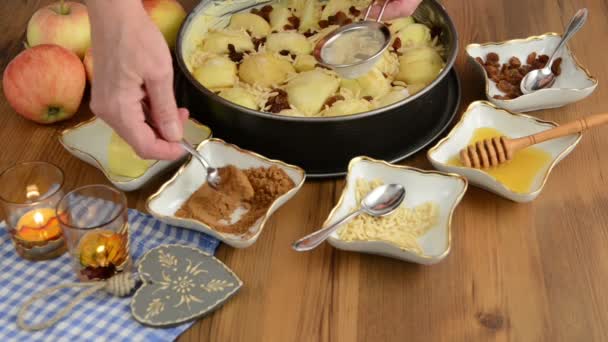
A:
460;112;608;169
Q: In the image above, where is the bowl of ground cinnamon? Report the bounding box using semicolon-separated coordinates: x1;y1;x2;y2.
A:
146;138;306;248
466;33;597;113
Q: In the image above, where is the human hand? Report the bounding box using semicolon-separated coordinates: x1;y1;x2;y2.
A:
369;0;423;20
86;0;187;160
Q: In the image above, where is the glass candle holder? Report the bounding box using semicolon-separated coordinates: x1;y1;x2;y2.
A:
0;161;67;261
57;185;131;282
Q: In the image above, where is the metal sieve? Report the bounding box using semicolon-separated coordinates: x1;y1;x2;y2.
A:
313;0;392;79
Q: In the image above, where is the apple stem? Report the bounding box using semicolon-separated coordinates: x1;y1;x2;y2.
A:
58;0;70;15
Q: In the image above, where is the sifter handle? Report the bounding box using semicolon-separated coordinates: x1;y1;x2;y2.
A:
364;0;391;22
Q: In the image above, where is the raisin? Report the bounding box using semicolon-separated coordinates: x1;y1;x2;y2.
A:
508;74;523;86
324;95;345;108
507;68;520;78
279;50;290;56
303;30;316;38
287;16;300;29
284;25;294;30
318;20;329;28
485;65;499;76
392;37;402;51
227;44;245;63
538;54;550;64
328;11;350;26
252;37;266;51
349;6;361;17
497;80;513;93
531;60;544;70
551;57;563;76
362;96;373;101
486;52;499;63
526;52;537;65
508;57;521;68
266;89;291;113
251;5;273;23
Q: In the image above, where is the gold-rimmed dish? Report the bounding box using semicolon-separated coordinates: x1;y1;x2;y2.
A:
427;101;582;202
58;117;212;191
466;33;597;113
146;138;306;248
324;156;467;265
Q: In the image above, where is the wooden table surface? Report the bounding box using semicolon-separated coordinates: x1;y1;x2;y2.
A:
2;0;608;341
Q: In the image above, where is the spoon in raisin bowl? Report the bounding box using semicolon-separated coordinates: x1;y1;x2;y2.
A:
520;8;588;95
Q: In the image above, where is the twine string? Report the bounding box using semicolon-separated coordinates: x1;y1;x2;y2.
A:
17;272;136;331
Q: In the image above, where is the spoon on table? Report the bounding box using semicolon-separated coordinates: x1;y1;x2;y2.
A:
292;183;406;252
140;101;221;187
459;111;608;169
520;8;588;95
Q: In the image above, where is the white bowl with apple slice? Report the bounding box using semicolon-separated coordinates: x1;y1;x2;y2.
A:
59;117;212;191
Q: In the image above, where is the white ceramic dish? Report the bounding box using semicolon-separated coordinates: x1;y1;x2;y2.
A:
146;138;306;248
427;101;582;202
59;117;212;191
325;157;467;265
466;33;597;113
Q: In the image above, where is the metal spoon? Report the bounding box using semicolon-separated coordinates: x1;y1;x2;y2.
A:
140;101;220;187
179;140;221;188
292;183;406;252
520;8;588;94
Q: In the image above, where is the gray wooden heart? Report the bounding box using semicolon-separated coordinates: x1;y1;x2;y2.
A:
131;244;242;327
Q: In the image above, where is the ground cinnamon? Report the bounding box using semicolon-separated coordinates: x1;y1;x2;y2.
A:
175;165;295;235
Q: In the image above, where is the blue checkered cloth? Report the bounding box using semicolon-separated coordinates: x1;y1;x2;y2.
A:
0;209;220;342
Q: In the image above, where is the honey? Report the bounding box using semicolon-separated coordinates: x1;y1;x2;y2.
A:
448;127;552;193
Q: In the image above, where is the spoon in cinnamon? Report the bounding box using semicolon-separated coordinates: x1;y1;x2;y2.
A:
460;112;608;169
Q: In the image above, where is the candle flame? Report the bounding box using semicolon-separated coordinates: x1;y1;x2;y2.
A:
33;211;45;226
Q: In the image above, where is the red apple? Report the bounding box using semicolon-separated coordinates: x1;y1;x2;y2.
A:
143;0;187;50
27;0;91;58
2;45;86;124
83;47;93;82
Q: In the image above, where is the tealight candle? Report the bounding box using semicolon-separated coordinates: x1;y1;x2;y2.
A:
0;162;67;261
15;208;62;242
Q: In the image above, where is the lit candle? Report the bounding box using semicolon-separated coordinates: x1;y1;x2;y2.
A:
15;208;62;242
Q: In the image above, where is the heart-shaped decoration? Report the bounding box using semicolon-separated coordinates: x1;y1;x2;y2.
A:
131;244;242;327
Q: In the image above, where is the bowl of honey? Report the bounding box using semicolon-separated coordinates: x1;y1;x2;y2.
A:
427;101;582;202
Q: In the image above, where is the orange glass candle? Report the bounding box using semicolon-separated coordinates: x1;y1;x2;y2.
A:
15;208;63;242
0;162;67;260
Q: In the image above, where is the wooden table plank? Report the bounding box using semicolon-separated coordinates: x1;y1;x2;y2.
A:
1;1;607;341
